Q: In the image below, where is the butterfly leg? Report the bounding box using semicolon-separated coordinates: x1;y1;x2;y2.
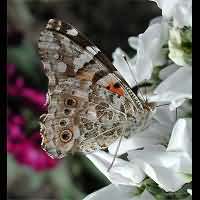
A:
107;134;123;172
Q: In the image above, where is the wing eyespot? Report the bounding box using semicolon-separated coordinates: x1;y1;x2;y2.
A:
60;130;73;143
59;119;67;126
64;108;71;115
64;97;77;107
113;82;121;88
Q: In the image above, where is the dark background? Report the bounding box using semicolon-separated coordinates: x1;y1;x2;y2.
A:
7;0;161;199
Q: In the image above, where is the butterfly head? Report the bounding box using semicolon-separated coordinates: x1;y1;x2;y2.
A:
142;100;156;112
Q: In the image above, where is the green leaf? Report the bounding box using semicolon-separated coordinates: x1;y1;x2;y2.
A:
141;178;191;200
47;162;85;200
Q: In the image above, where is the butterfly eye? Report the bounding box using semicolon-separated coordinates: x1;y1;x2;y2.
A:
65;97;77;107
60;130;73;143
59;120;67;126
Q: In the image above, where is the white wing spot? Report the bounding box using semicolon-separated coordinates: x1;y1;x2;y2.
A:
67;28;78;36
40;32;54;42
86;46;100;55
53;53;59;59
57;62;67;72
38;41;60;50
73;51;93;72
93;46;101;52
42;62;51;70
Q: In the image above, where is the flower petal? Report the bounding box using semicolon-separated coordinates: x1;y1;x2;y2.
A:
128;148;191;191
109;162;145;186
128;37;138;50
113;21;169;87
187;189;192;196
151;0;179;19
87;151;145;186
127;118;192;192
132;21;169;83
149;16;163;25
151;0;192;28
83;184;134;200
83;184;155;200
173;0;192;28
112;48;136;87
153;106;176;128
167;118;192;157
138;22;168;66
159;64;179;80
150;67;192;110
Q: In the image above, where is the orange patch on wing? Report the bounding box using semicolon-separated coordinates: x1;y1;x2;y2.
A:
106;83;125;96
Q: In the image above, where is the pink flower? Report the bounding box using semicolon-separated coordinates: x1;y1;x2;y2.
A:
7;64;55;171
7;115;26;152
12;133;59;171
21;88;46;109
7;114;59;171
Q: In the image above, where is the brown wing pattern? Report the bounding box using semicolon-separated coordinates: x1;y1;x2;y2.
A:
38;19;149;158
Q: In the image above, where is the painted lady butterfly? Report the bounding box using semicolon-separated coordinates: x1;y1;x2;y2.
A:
38;19;155;159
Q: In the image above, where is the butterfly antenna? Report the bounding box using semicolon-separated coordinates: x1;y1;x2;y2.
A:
155;103;170;108
144;78;148;102
123;56;146;102
107;135;123;172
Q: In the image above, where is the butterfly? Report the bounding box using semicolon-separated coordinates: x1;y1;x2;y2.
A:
38;19;155;159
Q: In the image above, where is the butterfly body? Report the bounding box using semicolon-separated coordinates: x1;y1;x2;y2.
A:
38;19;155;159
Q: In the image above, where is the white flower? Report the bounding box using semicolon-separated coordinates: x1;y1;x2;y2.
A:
112;48;137;87
128;118;192;192
168;26;192;67
167;118;192;157
150;66;192;110
112;20;168;87
151;0;192;28
149;16;163;26
83;184;155;200
86;117;191;194
86;151;145;186
187;189;192;196
131;20;169;67
159;64;179;80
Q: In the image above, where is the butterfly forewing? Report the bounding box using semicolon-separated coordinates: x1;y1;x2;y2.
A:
38;19;154;159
